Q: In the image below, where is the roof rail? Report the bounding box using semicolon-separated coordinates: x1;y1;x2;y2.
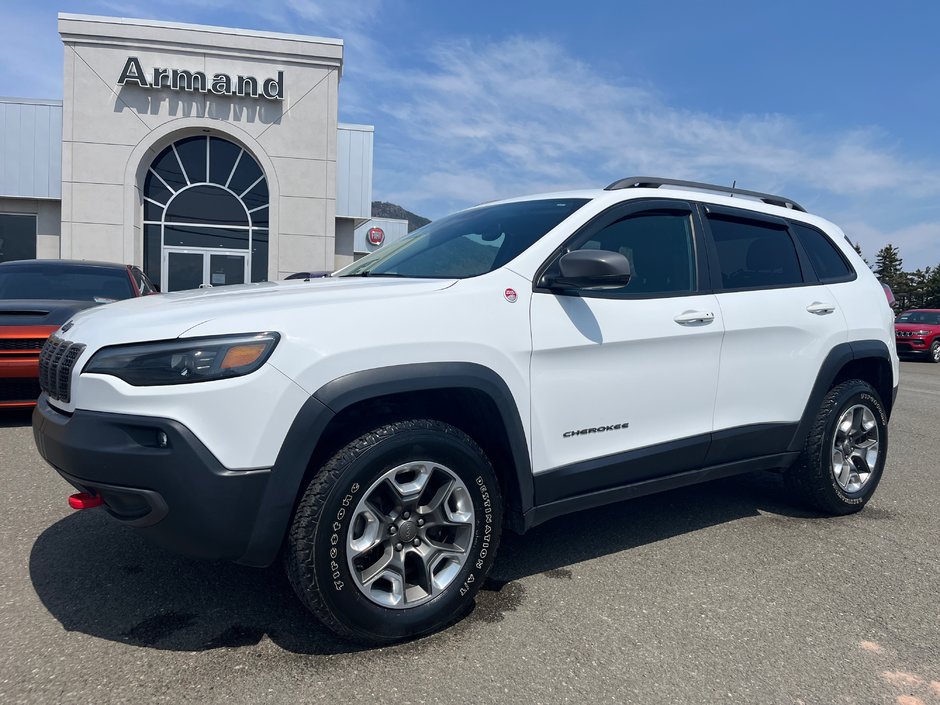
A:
604;176;806;212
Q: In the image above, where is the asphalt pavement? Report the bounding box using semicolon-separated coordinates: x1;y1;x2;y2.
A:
1;362;938;704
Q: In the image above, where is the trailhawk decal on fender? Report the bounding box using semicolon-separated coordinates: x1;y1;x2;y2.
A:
563;422;630;438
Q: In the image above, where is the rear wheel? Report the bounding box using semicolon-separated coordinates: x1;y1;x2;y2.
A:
786;379;888;515
286;419;502;644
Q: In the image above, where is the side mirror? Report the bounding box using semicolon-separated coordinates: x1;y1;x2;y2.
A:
544;250;632;291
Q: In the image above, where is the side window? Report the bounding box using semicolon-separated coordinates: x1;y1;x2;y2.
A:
708;215;803;290
567;212;696;296
791;223;855;282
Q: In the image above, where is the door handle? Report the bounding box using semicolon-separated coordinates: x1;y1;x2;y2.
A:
806;302;835;315
674;310;715;325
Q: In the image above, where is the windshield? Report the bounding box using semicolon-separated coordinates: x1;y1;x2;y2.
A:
896;311;940;325
337;198;590;279
0;266;135;302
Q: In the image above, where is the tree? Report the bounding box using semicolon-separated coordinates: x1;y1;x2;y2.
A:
907;267;934;309
874;244;906;293
924;266;940;308
851;241;870;267
856;241;940;310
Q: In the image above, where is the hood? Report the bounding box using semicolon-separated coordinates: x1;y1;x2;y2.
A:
0;299;98;327
59;277;457;347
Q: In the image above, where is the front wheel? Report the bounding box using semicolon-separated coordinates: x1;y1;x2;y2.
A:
285;419;503;644
930;340;940;363
786;379;888;515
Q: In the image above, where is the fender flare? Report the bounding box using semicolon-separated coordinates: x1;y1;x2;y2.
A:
237;362;532;567
787;339;895;453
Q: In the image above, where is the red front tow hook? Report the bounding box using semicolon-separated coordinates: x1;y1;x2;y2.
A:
68;492;103;510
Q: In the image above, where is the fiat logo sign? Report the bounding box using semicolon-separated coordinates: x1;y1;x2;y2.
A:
367;227;385;246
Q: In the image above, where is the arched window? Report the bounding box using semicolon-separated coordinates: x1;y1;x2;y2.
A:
142;135;269;290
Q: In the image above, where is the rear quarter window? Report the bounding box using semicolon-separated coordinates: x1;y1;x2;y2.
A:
791;223;855;282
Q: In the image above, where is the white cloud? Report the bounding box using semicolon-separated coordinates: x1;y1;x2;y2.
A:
362;35;940;267
2;3;937;266
372;36;940;198
842;220;940;270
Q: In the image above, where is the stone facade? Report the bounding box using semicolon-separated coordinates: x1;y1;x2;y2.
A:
58;13;344;281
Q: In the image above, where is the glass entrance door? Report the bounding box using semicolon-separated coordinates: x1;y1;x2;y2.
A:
162;248;248;292
208;253;247;288
166;251;203;292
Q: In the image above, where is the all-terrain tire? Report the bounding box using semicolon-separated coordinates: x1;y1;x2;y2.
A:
786;379;888;515
285;419;502;644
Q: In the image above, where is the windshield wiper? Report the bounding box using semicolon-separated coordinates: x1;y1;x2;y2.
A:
342;271;407;278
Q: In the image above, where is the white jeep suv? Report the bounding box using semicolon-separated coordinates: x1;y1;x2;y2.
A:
33;177;899;644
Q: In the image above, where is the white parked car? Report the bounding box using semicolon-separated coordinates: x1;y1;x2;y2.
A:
33;177;899;644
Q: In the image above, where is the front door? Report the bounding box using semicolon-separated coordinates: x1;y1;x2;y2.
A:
162;248;248;292
529;200;724;503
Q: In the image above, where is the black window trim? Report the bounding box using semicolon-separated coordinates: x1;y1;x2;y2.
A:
532;198;711;300
697;202;826;293
787;219;858;285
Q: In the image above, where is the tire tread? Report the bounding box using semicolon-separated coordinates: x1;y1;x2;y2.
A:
786;379;886;515
285;419;497;643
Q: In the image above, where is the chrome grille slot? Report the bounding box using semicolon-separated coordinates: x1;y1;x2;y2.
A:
38;336;86;403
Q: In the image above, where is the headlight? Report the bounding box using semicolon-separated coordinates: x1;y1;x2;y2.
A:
83;333;280;386
912;330;931;336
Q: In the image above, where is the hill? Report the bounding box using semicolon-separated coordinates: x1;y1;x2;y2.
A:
371;201;431;232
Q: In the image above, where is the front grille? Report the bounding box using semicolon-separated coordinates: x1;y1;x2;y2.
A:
0;338;47;351
38;336;85;404
0;379;41;403
896;331;913;338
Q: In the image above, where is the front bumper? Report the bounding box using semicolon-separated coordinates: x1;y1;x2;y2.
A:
32;394;270;562
895;339;931;354
0;355;41;407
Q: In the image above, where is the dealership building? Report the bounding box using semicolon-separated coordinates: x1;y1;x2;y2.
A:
0;13;400;291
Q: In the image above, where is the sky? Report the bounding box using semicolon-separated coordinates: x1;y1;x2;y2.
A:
1;0;939;269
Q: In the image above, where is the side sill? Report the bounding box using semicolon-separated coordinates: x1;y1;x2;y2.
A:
521;452;799;531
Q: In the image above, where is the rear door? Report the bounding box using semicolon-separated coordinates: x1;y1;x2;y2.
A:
701;205;847;461
529;199;724;501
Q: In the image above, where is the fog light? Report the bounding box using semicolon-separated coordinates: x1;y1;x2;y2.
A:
156;431;169;448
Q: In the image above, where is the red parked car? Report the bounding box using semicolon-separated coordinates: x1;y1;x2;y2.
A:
895;309;940;363
0;259;157;408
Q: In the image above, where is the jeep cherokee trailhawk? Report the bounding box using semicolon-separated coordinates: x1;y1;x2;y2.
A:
33;177;899;644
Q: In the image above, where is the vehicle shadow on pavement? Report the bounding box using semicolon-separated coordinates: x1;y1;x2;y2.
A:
28;511;365;655
489;471;817;584
28;471;820;655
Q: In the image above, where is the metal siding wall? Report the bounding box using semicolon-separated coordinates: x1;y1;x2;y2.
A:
0;99;62;200
336;127;351;215
346;130;361;214
361;129;373;214
49;106;62;194
336;124;373;218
